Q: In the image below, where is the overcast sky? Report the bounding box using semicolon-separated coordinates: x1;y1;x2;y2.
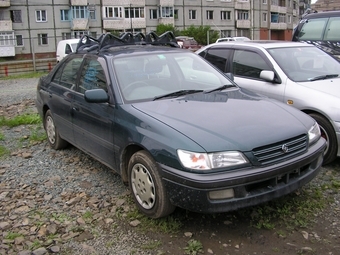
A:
311;0;317;3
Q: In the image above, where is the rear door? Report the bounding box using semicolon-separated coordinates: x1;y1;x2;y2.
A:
46;56;83;144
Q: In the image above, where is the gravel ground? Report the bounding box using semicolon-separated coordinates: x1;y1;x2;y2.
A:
1;77;340;255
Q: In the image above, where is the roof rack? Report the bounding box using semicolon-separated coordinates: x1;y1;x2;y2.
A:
76;31;179;53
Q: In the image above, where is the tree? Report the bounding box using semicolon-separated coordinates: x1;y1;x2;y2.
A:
155;24;180;36
181;25;219;45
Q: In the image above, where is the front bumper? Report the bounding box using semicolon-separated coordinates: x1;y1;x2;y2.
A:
161;138;326;213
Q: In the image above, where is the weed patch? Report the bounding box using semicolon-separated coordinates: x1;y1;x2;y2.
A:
0;113;41;127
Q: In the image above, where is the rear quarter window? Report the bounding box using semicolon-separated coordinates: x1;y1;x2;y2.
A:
324;17;340;40
298;18;328;40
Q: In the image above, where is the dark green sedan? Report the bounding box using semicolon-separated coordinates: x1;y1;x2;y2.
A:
36;33;326;218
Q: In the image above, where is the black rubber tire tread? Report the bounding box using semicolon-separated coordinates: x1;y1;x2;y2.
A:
309;113;337;165
128;150;175;218
44;110;68;150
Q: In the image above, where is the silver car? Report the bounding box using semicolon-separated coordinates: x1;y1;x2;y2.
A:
197;41;340;164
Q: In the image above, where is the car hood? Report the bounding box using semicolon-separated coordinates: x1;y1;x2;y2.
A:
297;78;340;97
132;90;312;152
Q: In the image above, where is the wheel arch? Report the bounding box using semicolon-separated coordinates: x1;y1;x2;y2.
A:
120;144;145;184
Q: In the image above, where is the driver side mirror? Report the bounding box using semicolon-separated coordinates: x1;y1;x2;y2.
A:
260;70;275;82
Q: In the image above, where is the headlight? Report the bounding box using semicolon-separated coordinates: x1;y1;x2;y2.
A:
308;122;321;145
177;149;249;170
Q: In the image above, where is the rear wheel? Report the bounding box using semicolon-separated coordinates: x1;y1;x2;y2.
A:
44;110;68;150
128;150;175;218
309;113;337;165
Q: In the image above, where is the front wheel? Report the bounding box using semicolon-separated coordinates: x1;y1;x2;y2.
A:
309;113;337;165
128;151;175;218
44;110;68;150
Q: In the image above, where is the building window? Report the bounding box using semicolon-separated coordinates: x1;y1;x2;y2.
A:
60;10;70;21
73;31;89;38
287;14;291;23
263;0;267;4
221;30;231;37
150;9;158;19
160;6;173;18
36;10;47;22
279;14;285;23
221;11;231;20
189;10;196;20
271;0;278;6
125;7;145;18
104;6;122;18
89;10;96;20
237;11;249;20
10;10;22;23
62;32;72;40
207;10;214;20
72;6;86;19
174;9;178;19
263;12;267;22
0;32;14;46
38;34;48;45
16;34;23;46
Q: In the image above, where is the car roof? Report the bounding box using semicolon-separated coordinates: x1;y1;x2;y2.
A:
209;40;314;50
302;10;340;19
72;31;181;58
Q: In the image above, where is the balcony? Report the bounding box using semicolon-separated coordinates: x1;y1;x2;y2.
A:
160;0;174;5
0;0;10;7
159;17;174;25
102;0;145;6
0;31;15;57
270;5;279;12
0;20;12;31
71;19;89;30
235;1;250;10
70;0;87;6
293;9;297;16
103;19;146;30
278;6;287;13
236;20;251;29
270;22;287;30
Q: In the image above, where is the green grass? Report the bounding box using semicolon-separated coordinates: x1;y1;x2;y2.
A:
141;240;162;250
239;185;327;230
0;72;47;80
184;239;203;255
29;126;47;142
0;113;42;127
0;132;4;140
0;145;10;157
127;209;182;234
5;232;23;240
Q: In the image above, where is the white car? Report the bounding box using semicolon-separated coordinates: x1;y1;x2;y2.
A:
197;41;340;164
216;37;250;43
56;39;79;62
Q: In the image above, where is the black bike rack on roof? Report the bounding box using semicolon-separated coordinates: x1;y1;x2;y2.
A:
75;31;179;53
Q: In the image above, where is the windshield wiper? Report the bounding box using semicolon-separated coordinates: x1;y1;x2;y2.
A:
308;74;339;81
153;89;203;101
203;84;236;94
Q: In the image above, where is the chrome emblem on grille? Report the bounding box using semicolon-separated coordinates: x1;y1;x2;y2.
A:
282;144;289;153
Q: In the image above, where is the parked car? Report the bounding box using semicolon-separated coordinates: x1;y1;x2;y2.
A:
176;36;202;51
292;11;340;62
216;37;250;43
56;39;80;62
196;40;339;164
36;32;325;218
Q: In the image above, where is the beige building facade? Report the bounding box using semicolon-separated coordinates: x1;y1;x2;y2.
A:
0;0;311;59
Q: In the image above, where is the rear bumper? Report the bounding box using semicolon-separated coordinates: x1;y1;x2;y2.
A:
160;138;326;213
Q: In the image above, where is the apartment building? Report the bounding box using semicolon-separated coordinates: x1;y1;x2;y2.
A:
0;0;309;59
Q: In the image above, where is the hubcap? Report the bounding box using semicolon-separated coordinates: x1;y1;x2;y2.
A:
46;116;56;144
131;163;155;209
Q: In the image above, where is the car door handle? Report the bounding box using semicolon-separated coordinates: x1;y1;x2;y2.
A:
72;107;79;112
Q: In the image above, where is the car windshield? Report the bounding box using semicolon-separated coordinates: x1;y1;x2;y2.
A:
268;46;340;82
113;52;235;102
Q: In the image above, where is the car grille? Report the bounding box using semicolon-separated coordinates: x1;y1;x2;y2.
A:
252;134;307;165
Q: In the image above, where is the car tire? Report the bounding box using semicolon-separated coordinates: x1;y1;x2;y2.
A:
44;110;68;150
128;150;175;218
309;113;337;165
